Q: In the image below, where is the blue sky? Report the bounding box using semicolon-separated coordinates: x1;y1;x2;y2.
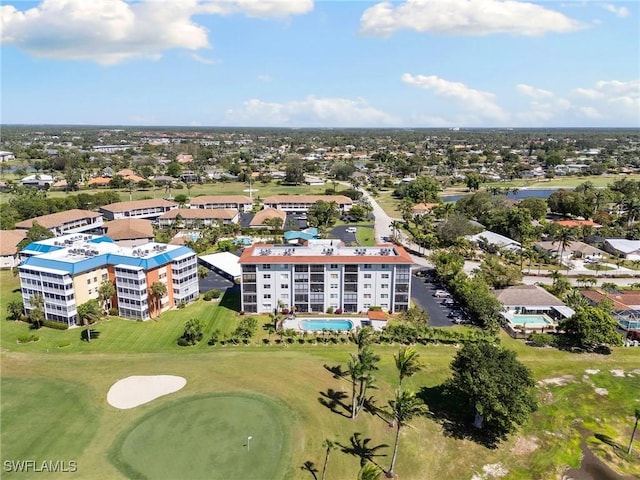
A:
1;0;638;127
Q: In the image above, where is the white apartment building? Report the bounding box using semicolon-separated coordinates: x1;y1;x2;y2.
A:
262;195;353;213
238;239;413;314
15;209;104;236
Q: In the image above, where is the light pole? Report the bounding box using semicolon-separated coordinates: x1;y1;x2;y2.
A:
247;436;252;452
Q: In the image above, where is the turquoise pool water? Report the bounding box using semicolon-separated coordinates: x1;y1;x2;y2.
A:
509;315;551;326
299;319;354;331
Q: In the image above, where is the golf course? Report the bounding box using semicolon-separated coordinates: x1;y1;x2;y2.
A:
1;269;639;479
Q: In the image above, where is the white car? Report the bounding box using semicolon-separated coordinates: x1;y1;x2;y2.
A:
345;227;357;234
434;290;450;298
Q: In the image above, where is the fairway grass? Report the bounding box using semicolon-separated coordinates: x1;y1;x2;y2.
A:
1;377;100;479
109;393;292;480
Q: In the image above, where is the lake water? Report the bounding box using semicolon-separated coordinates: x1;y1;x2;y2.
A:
443;188;558;203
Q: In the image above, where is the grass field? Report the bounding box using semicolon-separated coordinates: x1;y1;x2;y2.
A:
109;393;292;480
1;272;640;479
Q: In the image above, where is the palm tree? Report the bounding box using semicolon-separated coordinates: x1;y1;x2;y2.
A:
197;265;209;280
394;347;422;389
97;279;115;313
320;438;337;480
150;281;167;317
628;407;640;454
552;227;575;271
384;389;429;478
28;293;45;328
358;462;383;480
563;289;589;310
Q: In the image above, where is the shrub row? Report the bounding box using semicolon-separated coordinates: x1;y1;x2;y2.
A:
42;320;69;330
17;334;39;343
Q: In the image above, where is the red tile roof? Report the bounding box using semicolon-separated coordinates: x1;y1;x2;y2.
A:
555;220;601;228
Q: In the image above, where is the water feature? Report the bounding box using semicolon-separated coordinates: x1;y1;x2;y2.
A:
443;188;558;203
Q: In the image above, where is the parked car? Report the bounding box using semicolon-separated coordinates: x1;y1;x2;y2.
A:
442;298;456;306
434;290;450;298
345;227;357;233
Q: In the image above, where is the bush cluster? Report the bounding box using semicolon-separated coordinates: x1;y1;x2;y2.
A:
17;334;39;343
203;289;222;301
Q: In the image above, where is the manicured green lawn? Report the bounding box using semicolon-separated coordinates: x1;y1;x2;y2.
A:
109;393;292;480
1;377;100;478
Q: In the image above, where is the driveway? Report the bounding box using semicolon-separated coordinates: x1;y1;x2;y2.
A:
330;225;359;245
410;272;453;327
198;270;235;293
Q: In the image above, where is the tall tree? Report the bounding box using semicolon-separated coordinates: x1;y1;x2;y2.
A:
558;306;623;350
308;201;339;229
28;293;45;328
628;408;640;454
320;438;337;480
150;281;168;316
383;389;428;478
17;221;54;250
552;227;576;271
447;342;537;443
97;280;116;313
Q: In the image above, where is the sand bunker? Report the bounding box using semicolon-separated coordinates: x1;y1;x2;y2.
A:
107;375;187;409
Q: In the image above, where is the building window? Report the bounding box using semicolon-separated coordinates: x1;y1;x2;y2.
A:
381;284;388;289
381;294;389;299
281;294;289;299
381;274;390;279
264;274;271;279
281;274;289;279
330;284;338;288
364;274;372;279
330;294;338;299
264;284;271;289
364;294;371;299
364;264;371;269
364;284;371;289
330;273;338;279
330;264;338;268
262;264;271;269
280;284;288;289
264;294;272;299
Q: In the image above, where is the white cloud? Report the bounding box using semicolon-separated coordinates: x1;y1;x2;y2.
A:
223;96;399;127
257;74;273;82
571;79;639;120
402;73;508;121
579;106;603;119
190;53;221;65
515;98;571;124
601;3;630;18
360;0;582;37
516;84;554;99
0;0;313;65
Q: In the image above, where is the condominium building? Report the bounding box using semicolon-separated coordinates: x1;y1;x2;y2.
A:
158;208;239;228
238;239;413;314
19;234;198;325
262;195;353;213
189;195;254;212
15;209;103;236
100;199;178;221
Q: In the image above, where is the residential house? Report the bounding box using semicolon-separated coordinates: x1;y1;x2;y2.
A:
100;199;178;221
0;230;27;268
249;208;286;229
103;218;154;247
604;239;640;260
411;203;439;216
15;209;104;236
581;289;640;331
20;174;54;189
535;240;607;260
468;230;521;252
238;239;412;314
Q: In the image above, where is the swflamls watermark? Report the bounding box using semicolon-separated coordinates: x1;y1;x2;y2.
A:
4;460;77;473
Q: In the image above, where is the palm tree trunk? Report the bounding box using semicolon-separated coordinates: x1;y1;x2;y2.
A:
387;425;401;478
628;417;639;454
321;448;330;480
351;381;358;419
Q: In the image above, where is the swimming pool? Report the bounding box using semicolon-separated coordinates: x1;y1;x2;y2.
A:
508;314;552;326
299;319;354;331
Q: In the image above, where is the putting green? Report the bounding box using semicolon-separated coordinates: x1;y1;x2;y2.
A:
110;393;292;480
1;377;99;475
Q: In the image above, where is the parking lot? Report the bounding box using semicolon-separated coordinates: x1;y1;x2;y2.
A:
411;270;465;327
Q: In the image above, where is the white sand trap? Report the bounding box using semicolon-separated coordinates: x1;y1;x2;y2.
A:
108;375;186;409
610;369;625;377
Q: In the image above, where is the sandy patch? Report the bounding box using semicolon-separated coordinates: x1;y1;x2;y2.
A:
594;387;608;396
584;369;600;375
107;375;187;409
511;436;539;455
537;375;574;387
610;369;625;377
471;463;508;480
